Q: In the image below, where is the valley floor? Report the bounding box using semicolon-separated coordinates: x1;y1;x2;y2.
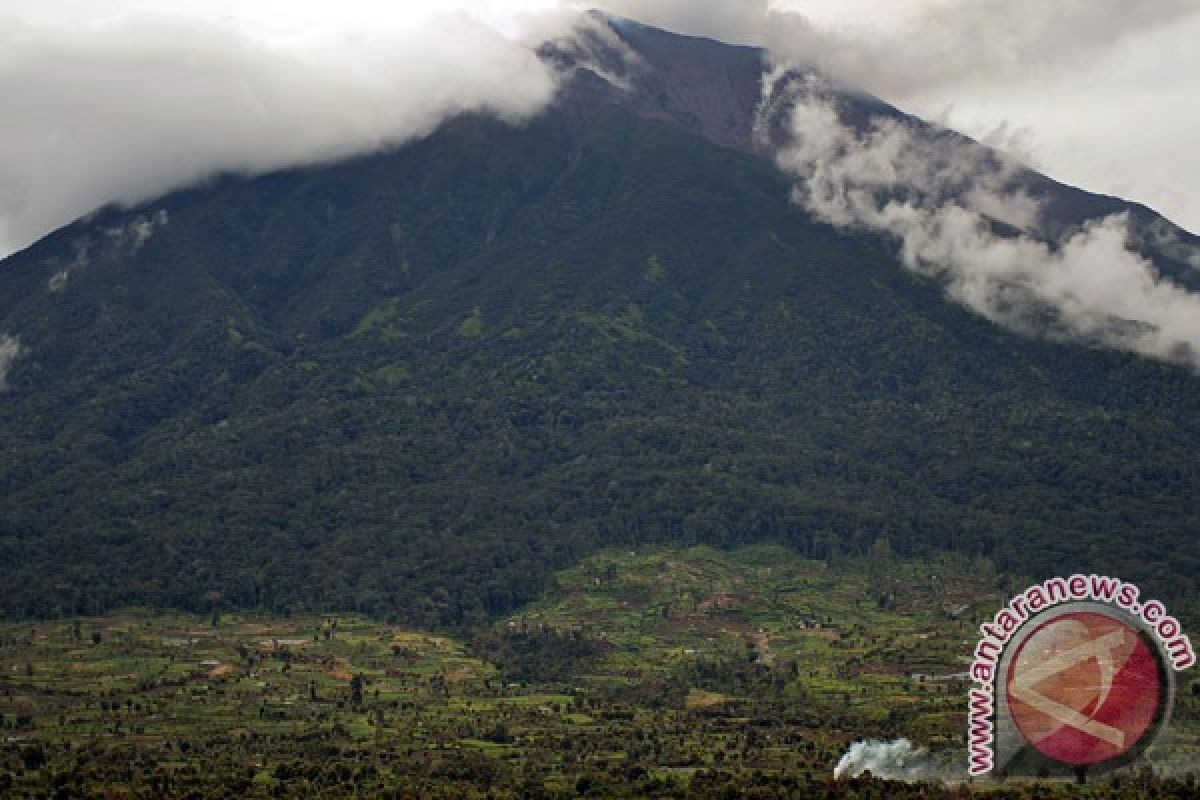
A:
1;546;1196;798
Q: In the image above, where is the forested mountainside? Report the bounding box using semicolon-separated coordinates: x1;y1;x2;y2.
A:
2;20;1199;625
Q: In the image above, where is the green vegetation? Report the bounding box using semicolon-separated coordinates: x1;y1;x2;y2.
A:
364;363;411;388
644;255;666;284
3;25;1199;798
1;105;1200;637
353;299;409;343
1;547;1194;797
457;307;484;338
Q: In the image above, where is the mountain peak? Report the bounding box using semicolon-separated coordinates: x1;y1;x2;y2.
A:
542;15;1200;283
542;13;770;155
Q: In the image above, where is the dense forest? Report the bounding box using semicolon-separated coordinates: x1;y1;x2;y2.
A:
2;102;1200;626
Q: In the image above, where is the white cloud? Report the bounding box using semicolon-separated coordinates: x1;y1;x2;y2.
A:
0;0;1197;273
0;2;567;256
0;334;23;391
765;74;1200;368
588;0;1200;233
765;0;1196;98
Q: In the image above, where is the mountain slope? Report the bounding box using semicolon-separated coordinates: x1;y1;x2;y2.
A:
2;23;1200;624
551;15;1200;282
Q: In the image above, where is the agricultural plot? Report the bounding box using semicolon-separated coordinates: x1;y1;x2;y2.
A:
0;547;1196;798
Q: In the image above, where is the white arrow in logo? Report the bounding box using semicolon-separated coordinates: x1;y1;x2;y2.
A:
1008;624;1131;749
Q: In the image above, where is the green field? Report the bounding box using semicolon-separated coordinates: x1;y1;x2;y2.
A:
1;546;1197;798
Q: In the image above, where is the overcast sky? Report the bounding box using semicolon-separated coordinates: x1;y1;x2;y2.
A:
1;0;1198;257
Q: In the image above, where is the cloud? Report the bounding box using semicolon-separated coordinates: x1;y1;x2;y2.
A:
586;0;1197;99
43;210;170;293
1147;218;1200;272
0;0;1197;260
764;72;1200;368
0;4;565;256
761;0;1198;100
588;0;1200;233
0;334;23;392
589;0;776;46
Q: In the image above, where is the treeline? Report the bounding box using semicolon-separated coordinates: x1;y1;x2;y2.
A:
3;745;1198;798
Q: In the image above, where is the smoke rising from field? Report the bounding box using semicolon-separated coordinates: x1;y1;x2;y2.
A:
833;738;934;781
0;334;23;391
762;72;1200;368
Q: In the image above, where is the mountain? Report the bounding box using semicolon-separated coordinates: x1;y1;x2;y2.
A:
2;18;1199;624
549;15;1200;280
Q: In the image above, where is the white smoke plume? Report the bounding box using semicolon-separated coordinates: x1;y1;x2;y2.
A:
833;738;933;781
0;334;23;392
764;72;1200;369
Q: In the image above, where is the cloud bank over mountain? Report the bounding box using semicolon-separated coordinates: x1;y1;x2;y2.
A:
763;72;1200;368
596;0;1200;234
2;1;1199;367
3;1;1199;259
0;2;565;257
